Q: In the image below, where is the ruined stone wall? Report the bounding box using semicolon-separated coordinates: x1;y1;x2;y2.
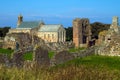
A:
3;33;45;51
46;41;74;52
110;16;119;33
51;46;95;66
96;33;120;56
73;18;81;47
73;18;92;48
96;16;120;56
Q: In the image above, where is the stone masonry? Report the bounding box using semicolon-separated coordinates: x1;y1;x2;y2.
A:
96;16;120;56
73;18;92;48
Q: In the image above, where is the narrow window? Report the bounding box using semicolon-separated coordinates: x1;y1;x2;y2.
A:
52;34;54;38
44;34;46;38
48;34;50;38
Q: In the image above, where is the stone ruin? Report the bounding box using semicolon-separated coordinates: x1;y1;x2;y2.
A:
3;32;74;53
54;51;74;65
3;33;45;51
33;46;50;66
73;18;92;48
0;17;98;68
50;46;95;66
0;51;24;67
96;16;120;56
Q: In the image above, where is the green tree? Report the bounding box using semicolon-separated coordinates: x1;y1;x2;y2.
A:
0;27;10;37
65;27;73;41
91;22;110;39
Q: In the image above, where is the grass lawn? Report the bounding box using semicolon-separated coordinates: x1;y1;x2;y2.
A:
0;48;14;57
48;51;55;59
1;55;120;80
23;52;33;61
61;55;120;70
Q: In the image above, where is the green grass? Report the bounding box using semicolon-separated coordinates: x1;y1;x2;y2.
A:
63;55;120;70
0;48;14;57
48;51;55;59
23;52;33;61
69;47;86;52
0;55;120;80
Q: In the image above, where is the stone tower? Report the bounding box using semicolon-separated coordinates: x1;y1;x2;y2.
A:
110;16;119;32
17;14;23;27
73;18;81;47
73;18;91;48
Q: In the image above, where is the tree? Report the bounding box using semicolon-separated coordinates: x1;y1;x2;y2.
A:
65;27;73;41
91;22;110;39
0;27;11;37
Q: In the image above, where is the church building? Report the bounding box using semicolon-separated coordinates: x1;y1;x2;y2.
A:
9;15;66;43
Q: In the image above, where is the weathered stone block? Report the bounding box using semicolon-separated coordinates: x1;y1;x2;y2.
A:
34;47;50;66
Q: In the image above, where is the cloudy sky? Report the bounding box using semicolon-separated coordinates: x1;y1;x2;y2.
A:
0;0;119;28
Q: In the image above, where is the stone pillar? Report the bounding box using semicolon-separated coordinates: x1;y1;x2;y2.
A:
17;14;23;27
111;16;119;33
59;31;62;42
64;31;66;42
62;31;64;42
57;32;59;42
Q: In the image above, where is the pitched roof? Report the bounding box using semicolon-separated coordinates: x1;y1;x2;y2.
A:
39;24;63;32
17;21;43;29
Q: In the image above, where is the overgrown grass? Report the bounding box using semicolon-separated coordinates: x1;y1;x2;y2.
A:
69;47;86;52
1;55;120;80
23;52;33;61
0;48;14;57
62;55;120;70
48;51;55;59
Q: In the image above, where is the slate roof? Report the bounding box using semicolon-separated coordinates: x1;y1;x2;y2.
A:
39;24;63;32
17;21;42;29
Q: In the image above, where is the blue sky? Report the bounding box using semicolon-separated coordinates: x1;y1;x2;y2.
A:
0;0;120;28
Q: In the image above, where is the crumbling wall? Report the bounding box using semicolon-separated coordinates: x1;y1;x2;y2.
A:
73;18;92;48
3;33;45;51
96;33;120;56
33;47;50;66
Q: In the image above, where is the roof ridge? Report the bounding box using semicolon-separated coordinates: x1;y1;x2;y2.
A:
45;24;61;25
22;21;41;23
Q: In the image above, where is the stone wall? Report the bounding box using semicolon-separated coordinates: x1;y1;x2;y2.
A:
46;41;74;52
73;18;92;48
11;51;24;67
0;51;24;67
50;46;95;66
0;46;95;67
33;47;50;66
96;16;120;56
3;33;45;51
96;33;120;56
